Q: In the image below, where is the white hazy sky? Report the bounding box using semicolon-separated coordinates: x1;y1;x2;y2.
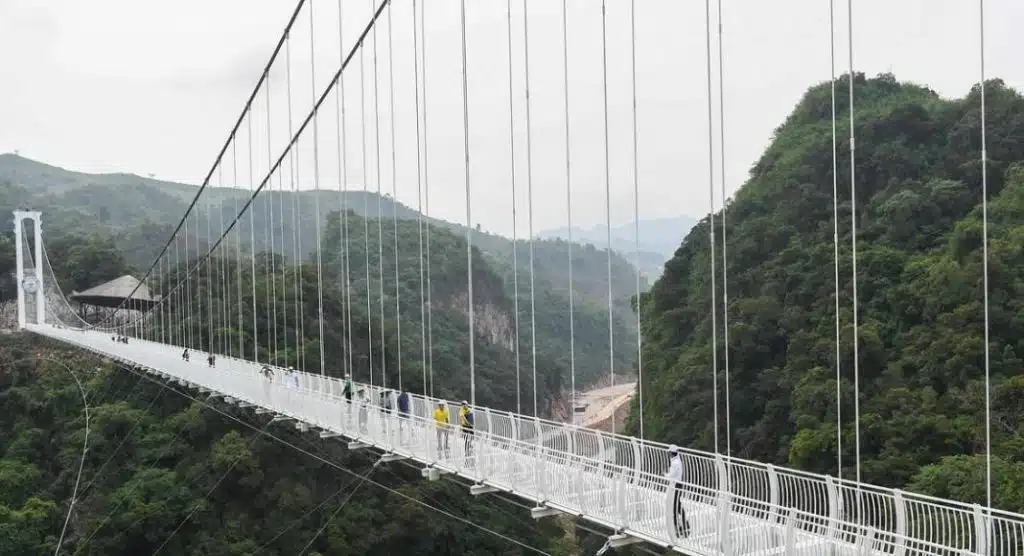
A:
1;0;1022;238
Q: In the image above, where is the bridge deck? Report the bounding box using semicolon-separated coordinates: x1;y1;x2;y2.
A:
30;324;1019;555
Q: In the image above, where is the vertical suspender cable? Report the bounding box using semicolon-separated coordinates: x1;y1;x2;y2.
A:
281;38;294;369
506;0;522;415
703;0;720;454
599;0;616;435
337;0;355;379
289;47;307;373
522;0;539;417
828;0;842;481
310;2;327;378
387;2;403;391
846;0;864;523
371;0;389;390
185;219;193;349
218;165;229;355
267;82;282;366
413;0;428;396
206;178;214;352
979;0;993;528
248;112;258;362
716;0;731;459
234;135;244;357
562;0;576;426
629;0;643;439
421;2;435;397
361;30;376;390
459;0;476;406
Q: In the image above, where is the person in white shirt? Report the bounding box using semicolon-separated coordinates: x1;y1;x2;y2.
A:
665;445;690;538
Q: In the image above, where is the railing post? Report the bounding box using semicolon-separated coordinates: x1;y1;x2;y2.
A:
858;526;876;556
826;475;841;543
766;464;780;524
715;454;731;555
893;490;907;556
482;408;494;480
784;508;797;553
534;417;545;500
624;438;641;526
973;504;988;556
508;412;519;483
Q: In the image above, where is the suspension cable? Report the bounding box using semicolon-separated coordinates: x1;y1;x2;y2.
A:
459;0;476;406
205;177;214;352
337;0;354;380
413;0;428;396
828;0;842;481
281;38;294;370
89;0;309;328
703;0;720;454
521;0;538;417
847;0;864;523
361;22;376;390
248;108;259;362
979;0;993;525
599;0;616;434
287;36;306;373
267;78;281;366
562;0;576;425
506;0;522;415
371;0;389;390
234;133;244;357
147;0;392;363
421;0;436;398
387;1;403;392
629;0;643;438
310;1;327;378
715;0;731;459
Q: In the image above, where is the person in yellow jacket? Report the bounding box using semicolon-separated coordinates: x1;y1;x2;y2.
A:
459;401;475;458
433;401;450;456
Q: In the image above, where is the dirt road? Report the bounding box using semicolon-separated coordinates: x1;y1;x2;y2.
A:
575;381;636;429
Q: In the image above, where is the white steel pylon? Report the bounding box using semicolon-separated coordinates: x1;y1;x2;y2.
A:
13;210;44;329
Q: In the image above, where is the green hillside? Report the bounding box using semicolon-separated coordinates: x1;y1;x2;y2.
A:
0;336;575;555
633;73;1024;510
0;154;641;387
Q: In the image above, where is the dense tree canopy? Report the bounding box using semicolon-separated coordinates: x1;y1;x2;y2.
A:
633;73;1024;510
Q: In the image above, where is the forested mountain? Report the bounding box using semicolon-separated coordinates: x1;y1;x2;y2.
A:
0;154;640;387
633;73;1024;511
0;337;576;555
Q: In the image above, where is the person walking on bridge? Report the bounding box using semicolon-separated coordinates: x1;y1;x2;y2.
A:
459;401;475;459
666;445;690;538
433;401;450;457
397;390;410;442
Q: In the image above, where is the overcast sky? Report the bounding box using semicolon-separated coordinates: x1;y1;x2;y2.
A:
2;0;1022;238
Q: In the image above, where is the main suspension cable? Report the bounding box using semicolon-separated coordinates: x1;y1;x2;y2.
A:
91;0;309;328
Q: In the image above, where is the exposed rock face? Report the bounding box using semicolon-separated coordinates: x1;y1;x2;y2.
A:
446;292;513;351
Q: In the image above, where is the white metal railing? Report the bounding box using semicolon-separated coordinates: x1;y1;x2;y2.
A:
28;324;1024;556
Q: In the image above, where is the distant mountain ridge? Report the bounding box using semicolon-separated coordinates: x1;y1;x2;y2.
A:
538;215;696;279
0;153;642;387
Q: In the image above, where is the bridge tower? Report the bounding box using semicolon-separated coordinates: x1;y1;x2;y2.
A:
13;210;44;329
